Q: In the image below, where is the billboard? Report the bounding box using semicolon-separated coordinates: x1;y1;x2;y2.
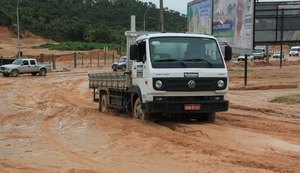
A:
188;0;213;35
255;1;300;45
213;0;254;51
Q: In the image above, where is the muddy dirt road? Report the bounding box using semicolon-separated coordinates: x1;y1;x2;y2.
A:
0;63;300;173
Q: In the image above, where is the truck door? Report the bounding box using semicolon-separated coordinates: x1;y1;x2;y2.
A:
29;60;39;72
132;41;146;79
19;60;30;73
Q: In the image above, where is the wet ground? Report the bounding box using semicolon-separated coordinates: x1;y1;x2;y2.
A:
0;63;300;173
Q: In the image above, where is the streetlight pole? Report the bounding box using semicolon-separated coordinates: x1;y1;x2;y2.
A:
143;7;150;31
17;0;21;58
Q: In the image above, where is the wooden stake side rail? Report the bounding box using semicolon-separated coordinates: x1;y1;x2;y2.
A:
88;73;127;90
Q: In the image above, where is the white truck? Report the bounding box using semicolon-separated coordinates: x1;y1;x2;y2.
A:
89;34;232;121
89;25;232;122
0;58;51;77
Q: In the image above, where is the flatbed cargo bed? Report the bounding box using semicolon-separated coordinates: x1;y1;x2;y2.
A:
88;72;127;90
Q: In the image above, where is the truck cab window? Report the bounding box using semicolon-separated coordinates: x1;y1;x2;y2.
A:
22;60;29;66
138;41;146;62
30;60;36;65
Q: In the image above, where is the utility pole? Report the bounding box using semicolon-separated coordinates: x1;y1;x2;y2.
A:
160;0;164;32
143;7;150;31
17;0;21;58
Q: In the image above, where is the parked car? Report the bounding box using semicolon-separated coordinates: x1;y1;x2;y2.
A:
112;56;127;71
272;51;285;58
289;46;300;57
237;55;254;62
252;48;266;60
0;58;51;77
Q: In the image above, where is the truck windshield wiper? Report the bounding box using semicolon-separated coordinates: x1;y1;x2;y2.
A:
154;59;186;67
182;58;213;67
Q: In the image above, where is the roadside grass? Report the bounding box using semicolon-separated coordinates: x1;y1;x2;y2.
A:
33;42;124;51
271;93;300;104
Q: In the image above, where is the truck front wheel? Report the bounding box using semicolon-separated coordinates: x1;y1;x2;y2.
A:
2;73;10;77
207;112;216;122
11;69;19;77
39;69;47;76
133;98;150;120
197;113;216;122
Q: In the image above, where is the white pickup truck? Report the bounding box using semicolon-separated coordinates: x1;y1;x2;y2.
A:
0;58;51;77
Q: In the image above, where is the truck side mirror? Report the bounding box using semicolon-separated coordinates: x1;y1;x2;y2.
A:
224;45;232;61
130;44;138;61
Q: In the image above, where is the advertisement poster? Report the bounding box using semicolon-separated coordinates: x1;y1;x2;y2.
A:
188;0;212;35
213;0;254;50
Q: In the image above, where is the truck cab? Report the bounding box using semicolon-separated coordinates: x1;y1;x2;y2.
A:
128;33;231;121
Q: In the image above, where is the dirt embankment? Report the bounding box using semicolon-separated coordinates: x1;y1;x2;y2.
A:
0;26;67;57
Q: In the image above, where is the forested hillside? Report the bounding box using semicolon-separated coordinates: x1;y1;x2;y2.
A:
0;0;187;44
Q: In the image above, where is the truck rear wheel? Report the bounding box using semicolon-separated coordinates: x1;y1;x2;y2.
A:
133;97;150;120
100;93;108;112
39;69;47;76
11;69;19;77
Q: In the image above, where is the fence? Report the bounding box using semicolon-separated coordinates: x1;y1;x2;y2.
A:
1;49;120;70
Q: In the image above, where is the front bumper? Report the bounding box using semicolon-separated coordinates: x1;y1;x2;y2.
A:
0;69;10;74
143;96;228;114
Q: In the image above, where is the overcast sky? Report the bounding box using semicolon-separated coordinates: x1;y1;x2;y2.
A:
139;0;298;14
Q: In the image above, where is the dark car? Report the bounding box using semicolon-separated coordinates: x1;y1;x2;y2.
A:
112;56;127;71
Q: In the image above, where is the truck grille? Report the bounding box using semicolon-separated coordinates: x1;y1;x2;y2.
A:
153;78;227;91
1;67;6;70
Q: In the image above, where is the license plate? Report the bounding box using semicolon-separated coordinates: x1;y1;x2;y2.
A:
184;104;201;111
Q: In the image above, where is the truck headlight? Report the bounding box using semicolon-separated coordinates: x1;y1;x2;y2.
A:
217;80;225;89
155;80;163;89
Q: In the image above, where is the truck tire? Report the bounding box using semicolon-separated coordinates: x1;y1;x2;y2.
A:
11;69;19;77
133;97;150;120
100;93;108;112
207;112;216;122
2;73;10;77
31;72;37;76
39;69;47;76
121;66;126;71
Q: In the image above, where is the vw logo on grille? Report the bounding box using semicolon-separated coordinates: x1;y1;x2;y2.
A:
187;80;196;89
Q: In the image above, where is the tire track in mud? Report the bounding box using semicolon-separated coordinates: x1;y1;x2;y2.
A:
158;119;300;172
37;77;113;173
41;107;112;172
229;103;300;121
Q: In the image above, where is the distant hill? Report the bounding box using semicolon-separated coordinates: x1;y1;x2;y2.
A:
0;0;187;44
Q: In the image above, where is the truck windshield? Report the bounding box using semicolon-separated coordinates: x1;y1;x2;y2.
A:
12;59;22;65
253;49;263;53
291;48;298;51
150;37;224;68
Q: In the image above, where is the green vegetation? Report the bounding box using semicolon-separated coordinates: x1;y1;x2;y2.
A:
271;93;300;104
0;0;187;45
35;42;122;51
